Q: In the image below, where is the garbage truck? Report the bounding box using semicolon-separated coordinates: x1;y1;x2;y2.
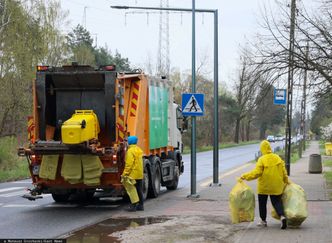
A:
18;64;186;202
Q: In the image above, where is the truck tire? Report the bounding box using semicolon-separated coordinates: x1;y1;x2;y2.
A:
51;192;71;203
72;190;95;203
166;165;179;190
142;159;150;200
148;157;161;198
84;190;95;202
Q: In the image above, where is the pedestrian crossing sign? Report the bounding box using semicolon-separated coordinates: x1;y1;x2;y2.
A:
182;93;204;116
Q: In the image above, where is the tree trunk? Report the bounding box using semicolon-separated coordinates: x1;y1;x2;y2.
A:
259;123;267;140
246;120;251;141
234;118;240;143
241;121;245;142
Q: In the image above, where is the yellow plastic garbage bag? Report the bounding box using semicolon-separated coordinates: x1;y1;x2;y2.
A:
39;155;59;180
61;155;104;185
271;182;308;227
121;176;139;204
229;179;255;224
61;155;83;184
81;155;104;186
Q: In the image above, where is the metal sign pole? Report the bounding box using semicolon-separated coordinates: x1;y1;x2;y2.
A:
212;10;219;186
190;0;198;197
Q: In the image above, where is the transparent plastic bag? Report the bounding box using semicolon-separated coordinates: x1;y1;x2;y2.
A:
271;182;308;227
229;179;255;224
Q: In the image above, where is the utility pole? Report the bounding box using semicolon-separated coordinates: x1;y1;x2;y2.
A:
285;0;296;175
300;42;309;152
82;6;88;29
157;0;170;78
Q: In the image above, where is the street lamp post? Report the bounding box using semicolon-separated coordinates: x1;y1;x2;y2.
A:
111;4;220;194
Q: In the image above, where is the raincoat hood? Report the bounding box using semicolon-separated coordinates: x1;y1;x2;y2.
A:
260;140;272;155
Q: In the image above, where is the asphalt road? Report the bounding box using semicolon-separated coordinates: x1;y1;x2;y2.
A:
179;141;285;188
0;141;285;238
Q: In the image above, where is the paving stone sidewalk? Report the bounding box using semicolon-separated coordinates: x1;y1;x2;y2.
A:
205;141;332;243
115;141;332;243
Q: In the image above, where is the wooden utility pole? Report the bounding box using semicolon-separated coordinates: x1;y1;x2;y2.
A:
301;42;309;152
285;0;296;175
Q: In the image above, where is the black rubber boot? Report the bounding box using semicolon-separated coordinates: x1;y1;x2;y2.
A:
127;203;137;212
136;204;144;211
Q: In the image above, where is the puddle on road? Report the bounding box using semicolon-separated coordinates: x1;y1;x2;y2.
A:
66;217;170;243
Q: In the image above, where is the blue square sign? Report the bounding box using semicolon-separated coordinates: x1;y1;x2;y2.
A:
182;93;204;116
274;89;287;105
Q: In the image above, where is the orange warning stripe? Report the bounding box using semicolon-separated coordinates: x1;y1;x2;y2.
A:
117;115;125;141
27;116;35;142
130;82;140;117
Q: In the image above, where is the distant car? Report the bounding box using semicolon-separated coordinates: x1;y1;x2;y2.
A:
275;135;283;141
266;135;275;142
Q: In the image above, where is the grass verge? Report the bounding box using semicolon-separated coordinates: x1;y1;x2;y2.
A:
183;140;260;154
323;159;332;200
274;144;300;164
320;140;326;155
0;136;29;182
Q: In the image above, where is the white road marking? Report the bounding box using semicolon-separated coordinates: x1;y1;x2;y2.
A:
11;181;32;184
84;205;119;208
199;163;252;187
0;190;26;197
0;187;24;193
45;204;78;208
3;204;39;208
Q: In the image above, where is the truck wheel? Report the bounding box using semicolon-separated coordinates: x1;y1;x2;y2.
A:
84;190;95;202
166;166;179;190
51;192;71;203
148;157;161;198
142;160;150;200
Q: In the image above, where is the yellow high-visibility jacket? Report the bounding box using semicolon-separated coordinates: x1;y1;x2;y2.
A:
241;140;289;195
122;144;144;180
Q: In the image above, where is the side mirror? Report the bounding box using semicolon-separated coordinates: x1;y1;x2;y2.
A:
181;116;189;133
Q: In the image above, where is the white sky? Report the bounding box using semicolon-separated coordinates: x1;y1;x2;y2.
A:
58;0;317;113
59;0;265;85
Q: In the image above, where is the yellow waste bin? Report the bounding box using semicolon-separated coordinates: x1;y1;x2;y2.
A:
325;143;332;156
61;110;100;144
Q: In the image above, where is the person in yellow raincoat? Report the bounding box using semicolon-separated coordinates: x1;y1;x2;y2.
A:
241;140;289;229
122;136;144;211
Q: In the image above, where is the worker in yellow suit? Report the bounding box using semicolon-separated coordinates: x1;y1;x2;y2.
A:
122;136;144;211
241;140;289;229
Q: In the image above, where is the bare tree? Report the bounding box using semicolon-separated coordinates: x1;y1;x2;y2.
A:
233;49;260;143
249;0;332;99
